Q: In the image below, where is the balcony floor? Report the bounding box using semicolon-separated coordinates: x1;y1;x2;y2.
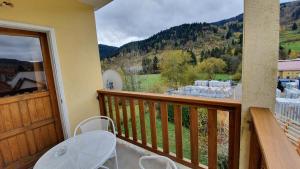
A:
104;139;189;169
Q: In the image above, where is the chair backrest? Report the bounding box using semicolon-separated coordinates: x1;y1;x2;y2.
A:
139;156;178;169
73;116;116;137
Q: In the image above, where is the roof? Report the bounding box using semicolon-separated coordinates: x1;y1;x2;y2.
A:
278;59;300;71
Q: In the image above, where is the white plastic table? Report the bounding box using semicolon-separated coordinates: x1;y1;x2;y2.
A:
34;130;116;169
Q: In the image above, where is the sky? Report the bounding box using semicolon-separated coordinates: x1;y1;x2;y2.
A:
95;0;297;47
0;35;42;62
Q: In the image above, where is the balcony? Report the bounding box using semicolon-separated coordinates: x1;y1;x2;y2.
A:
97;89;300;169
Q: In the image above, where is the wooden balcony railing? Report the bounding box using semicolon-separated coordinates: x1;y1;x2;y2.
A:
97;89;241;169
249;107;300;169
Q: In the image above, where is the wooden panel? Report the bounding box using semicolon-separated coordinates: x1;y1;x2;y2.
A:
190;107;199;165
0;110;5;133
129;99;137;141
1;105;13;131
161;102;169;154
25;130;37;155
0;140;13;163
33;128;44;152
174;104;183;159
41;125;51;148
114;97;122;136
149;101;157;149
107;96;114;121
138;100;147;146
9;103;22;129
0;91;49;105
0;119;54;141
7;137;21;161
16;134;29;158
121;98;129;138
208;109;217;169
42;96;53;119
28;99;39;123
47;124;58;146
19;100;31;126
250;107;300;169
35;98;45;121
0;150;4;168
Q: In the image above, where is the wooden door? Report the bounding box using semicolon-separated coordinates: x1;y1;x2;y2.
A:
0;28;64;169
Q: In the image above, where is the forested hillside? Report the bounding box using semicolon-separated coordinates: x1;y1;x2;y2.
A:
99;1;300;77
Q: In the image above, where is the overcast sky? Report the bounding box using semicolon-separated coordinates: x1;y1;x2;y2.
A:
0;35;42;62
95;0;297;47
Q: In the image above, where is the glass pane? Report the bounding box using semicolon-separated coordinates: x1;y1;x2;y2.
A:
0;35;47;97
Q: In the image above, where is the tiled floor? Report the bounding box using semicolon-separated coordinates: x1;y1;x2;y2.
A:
104;140;188;169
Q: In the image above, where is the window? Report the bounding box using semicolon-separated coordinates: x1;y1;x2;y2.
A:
0;30;47;97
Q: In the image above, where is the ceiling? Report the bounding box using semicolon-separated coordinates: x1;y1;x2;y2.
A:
79;0;112;10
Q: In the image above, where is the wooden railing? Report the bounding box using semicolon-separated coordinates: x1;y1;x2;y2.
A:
97;89;241;169
276;117;300;154
249;107;300;169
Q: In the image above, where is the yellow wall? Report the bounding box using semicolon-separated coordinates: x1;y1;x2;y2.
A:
241;0;279;168
0;0;103;135
279;71;300;79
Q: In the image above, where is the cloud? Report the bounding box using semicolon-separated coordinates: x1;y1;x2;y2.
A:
0;35;42;62
95;0;244;47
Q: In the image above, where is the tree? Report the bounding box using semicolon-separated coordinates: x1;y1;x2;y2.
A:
142;57;152;74
292;23;298;31
232;63;242;81
152;55;159;73
279;46;288;60
225;30;232;39
160;50;193;88
188;50;197;65
239;34;243;45
198;58;227;80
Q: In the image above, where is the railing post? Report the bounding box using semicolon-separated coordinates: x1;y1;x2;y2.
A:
229;107;241;169
208;108;217;169
248;123;262;169
98;92;107;116
174;104;183;159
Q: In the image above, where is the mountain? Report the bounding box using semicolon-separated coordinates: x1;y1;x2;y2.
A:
99;1;300;70
98;44;119;60
212;14;243;26
280;1;300;27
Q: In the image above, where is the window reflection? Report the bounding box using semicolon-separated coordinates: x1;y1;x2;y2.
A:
0;35;47;97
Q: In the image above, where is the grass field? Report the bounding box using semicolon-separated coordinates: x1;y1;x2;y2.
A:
137;74;162;91
281;41;300;52
136;73;232;92
280;30;300;53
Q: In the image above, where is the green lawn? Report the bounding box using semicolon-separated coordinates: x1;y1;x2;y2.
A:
280;30;300;53
136;73;232;92
281;41;300;52
136;74;162;91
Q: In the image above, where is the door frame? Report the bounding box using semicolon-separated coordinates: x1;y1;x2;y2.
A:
0;20;71;138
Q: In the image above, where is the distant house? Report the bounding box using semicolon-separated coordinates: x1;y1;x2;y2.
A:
278;59;300;79
7;71;47;91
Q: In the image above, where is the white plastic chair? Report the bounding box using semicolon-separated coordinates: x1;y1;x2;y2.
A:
139;155;178;169
74;116;119;169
